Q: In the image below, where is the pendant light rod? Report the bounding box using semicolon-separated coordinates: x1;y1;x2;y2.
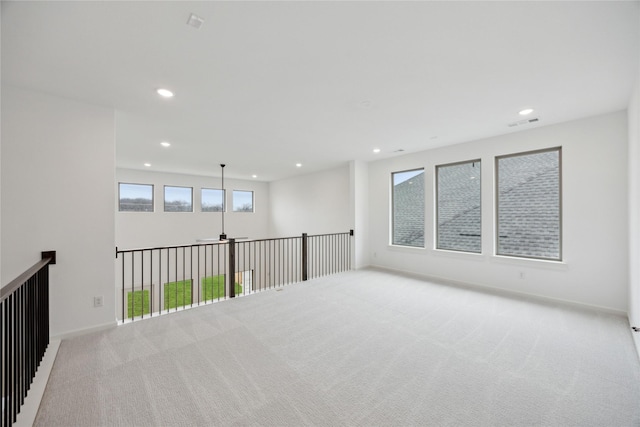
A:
220;164;226;240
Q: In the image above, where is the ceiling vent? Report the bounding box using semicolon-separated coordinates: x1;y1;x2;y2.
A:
508;117;540;128
187;13;204;29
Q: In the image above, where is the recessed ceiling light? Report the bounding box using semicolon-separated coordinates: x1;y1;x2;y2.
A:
296;163;302;168
160;141;171;147
373;148;381;154
252;175;257;178
144;163;151;167
519;108;534;116
156;88;174;98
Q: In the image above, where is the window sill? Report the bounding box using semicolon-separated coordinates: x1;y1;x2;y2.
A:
388;244;426;252
430;248;486;261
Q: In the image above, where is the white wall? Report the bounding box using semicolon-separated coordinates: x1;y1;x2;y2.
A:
350;160;370;269
269;165;351;236
1;86;116;337
0;4;3;283
368;111;629;312
629;76;640;328
116;168;270;249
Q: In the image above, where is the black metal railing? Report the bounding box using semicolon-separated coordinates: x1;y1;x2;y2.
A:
116;231;352;322
1;251;56;427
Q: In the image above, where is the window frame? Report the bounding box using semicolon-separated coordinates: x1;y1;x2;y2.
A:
390;168;425;248
495;147;562;261
232;190;254;213
435;159;482;254
163;185;193;213
201;188;225;213
118;182;154;212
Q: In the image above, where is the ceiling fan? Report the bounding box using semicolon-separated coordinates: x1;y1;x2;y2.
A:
196;164;248;243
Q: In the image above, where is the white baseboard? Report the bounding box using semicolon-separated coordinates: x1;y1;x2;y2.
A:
368;265;628;317
633;330;640;362
51;320;117;341
14;339;61;427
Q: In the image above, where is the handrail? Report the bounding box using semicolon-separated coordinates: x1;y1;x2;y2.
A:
0;251;56;302
116;231;353;255
116;231;353;322
1;250;55;427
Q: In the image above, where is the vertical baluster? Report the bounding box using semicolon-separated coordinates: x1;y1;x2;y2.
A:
10;293;15;423
149;250;154;318
1;298;4;427
121;253;125;321
17;287;22;409
4;295;10;426
131;252;136;320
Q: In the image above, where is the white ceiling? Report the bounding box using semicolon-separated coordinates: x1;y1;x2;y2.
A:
2;1;639;181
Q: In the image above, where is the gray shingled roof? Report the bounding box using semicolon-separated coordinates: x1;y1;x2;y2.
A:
393;172;425;247
394;150;560;259
437;162;481;252
497;154;560;259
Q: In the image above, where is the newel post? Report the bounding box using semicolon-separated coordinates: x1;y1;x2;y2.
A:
228;238;236;298
302;233;308;281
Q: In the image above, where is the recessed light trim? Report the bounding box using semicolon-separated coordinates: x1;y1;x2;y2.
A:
519;108;534;116
160;141;171;147
157;88;174;98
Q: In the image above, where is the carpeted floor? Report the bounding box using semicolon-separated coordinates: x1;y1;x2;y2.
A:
35;268;640;426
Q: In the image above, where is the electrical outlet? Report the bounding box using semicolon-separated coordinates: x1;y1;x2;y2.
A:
93;296;103;308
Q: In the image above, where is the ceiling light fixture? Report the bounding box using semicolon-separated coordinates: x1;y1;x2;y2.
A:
519;108;534;116
296;163;302;168
373;148;381;154
156;88;174;98
144;163;151;167
252;175;257;178
160;141;171;147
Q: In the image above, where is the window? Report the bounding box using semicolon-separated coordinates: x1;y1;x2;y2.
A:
391;169;425;247
436;160;481;253
201;188;225;212
119;183;153;212
233;190;254;212
164;186;193;212
496;147;561;260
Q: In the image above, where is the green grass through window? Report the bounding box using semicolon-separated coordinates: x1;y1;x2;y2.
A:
164;279;193;310
126;275;244;316
202;275;242;301
127;289;150;318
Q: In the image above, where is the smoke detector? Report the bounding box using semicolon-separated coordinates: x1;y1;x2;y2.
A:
508;117;540;128
187;13;204;29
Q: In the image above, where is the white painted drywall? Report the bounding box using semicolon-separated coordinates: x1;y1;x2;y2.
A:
0;5;3;284
629;76;640;328
269;165;350;236
116;168;270;249
350;160;370;269
368;111;629;312
1;86;116;337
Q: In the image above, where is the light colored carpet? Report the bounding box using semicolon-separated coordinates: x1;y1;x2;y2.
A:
35;268;640;426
